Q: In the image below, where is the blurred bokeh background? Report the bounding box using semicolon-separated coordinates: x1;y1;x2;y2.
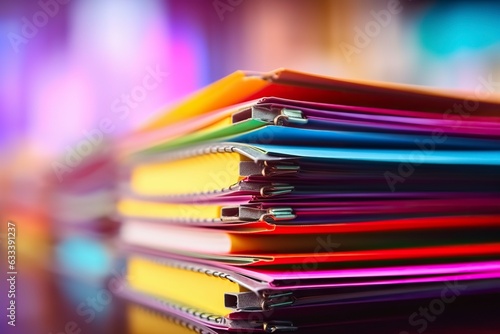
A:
1;0;500;333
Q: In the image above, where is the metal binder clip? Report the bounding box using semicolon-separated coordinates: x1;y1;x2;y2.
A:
260;184;294;197
273;108;308;126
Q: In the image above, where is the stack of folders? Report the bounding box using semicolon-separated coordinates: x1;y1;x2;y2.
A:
116;69;500;333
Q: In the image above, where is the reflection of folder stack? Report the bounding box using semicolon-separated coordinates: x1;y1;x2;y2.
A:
49;144;119;281
117;69;500;332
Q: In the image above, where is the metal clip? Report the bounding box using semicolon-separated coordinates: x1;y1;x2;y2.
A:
261;161;300;176
259;184;294;197
261;291;295;310
221;206;295;222
260;208;296;222
274;108;307;126
263;321;298;333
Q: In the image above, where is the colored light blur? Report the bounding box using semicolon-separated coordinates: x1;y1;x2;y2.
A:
419;1;500;55
56;236;112;279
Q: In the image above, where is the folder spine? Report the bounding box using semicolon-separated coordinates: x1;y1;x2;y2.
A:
150;257;237;282
147;294;225;325
130;305;218;334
